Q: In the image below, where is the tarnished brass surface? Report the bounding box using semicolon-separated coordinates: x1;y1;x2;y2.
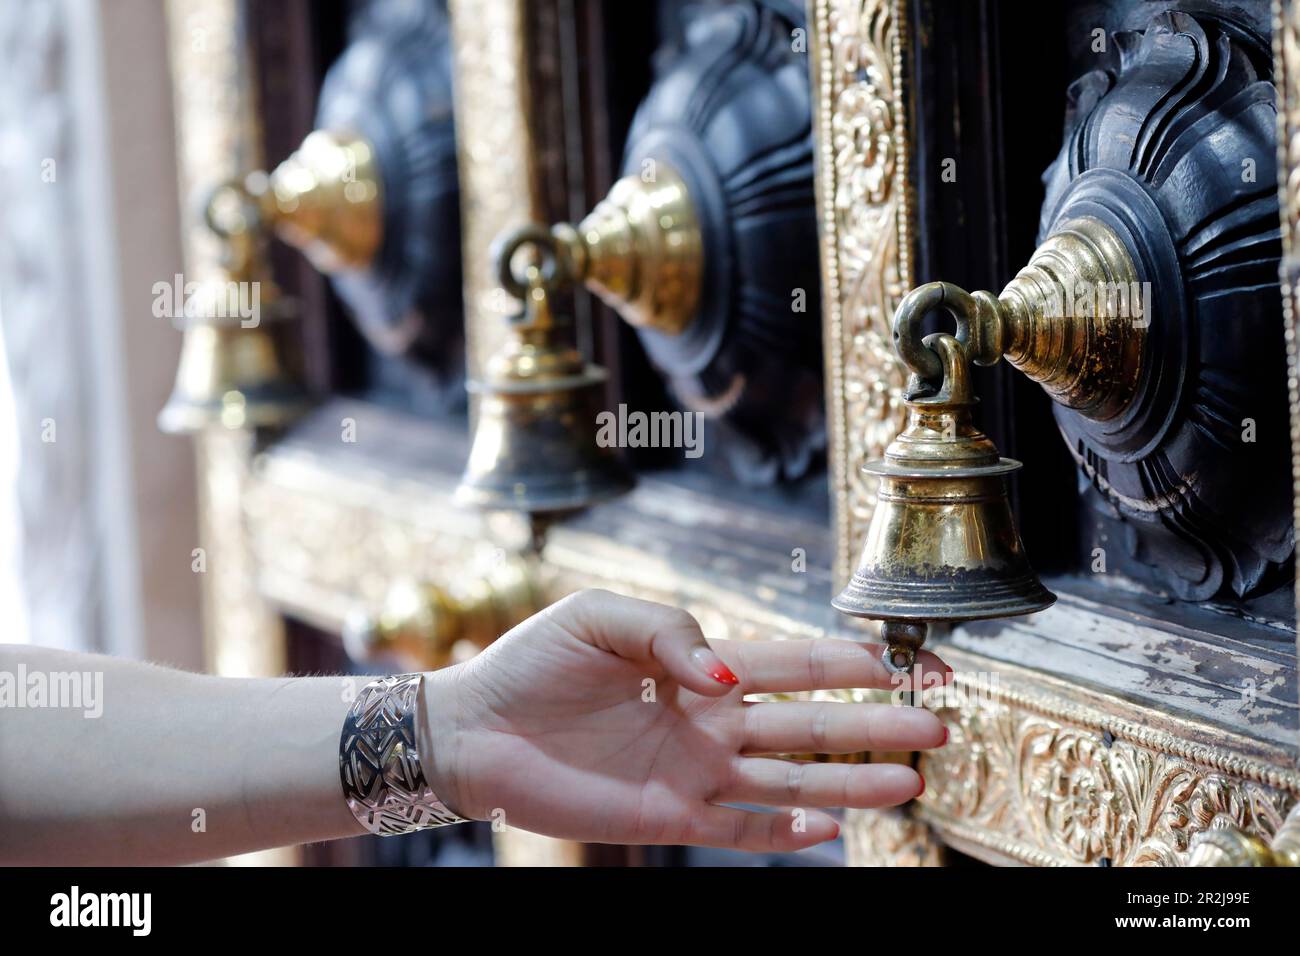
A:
457;245;634;518
835;214;1140;669
548;165;702;336
343;555;538;671
250;130;383;274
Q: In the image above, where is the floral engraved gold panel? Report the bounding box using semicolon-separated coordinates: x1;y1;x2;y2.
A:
1274;0;1300;672
842;808;945;866
812;0;914;585
917;671;1300;866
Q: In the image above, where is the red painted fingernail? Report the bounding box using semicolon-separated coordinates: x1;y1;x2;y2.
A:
942;725;950;745
690;647;739;685
917;774;926;797
710;662;739;685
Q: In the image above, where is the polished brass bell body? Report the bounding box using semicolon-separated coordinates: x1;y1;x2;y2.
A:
457;230;634;518
158;311;308;433
833;333;1055;649
838;333;1055;623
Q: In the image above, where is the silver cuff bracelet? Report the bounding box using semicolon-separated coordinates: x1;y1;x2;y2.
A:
339;673;467;835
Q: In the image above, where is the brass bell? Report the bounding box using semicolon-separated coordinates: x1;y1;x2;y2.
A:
158;310;308;434
159;183;309;435
456;227;635;521
833;331;1055;672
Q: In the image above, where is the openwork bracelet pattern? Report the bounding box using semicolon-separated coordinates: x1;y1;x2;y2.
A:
339;673;467;835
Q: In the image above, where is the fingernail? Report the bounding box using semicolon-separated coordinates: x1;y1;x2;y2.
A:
917;774;926;798
941;725;949;746
690;646;739;685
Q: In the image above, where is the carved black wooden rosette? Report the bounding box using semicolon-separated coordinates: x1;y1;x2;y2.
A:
316;0;463;378
1039;12;1291;601
619;1;823;483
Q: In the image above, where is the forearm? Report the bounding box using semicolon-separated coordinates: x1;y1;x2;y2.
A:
0;646;368;865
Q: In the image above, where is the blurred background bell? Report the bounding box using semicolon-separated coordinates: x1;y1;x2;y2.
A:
832;334;1055;669
456;228;634;524
158;180;309;435
157;307;308;434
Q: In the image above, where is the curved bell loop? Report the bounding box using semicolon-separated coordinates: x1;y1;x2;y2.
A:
455;230;635;528
833;325;1056;672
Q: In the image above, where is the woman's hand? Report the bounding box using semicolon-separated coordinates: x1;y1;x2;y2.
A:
422;589;951;854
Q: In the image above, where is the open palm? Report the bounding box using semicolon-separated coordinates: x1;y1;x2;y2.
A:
422;589;950;853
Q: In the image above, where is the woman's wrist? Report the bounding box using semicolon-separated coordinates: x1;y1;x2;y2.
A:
415;666;475;822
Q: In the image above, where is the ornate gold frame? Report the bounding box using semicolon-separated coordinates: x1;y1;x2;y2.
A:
812;0;914;590
1276;0;1300;674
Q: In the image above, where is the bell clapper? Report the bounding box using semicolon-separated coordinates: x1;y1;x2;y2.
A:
880;620;928;675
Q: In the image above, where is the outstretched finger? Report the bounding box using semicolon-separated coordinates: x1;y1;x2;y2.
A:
716;637;952;694
742;700;946;754
548;589;740;697
682;804;840;852
719;757;923;809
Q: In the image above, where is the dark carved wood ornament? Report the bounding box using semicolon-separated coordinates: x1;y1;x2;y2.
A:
1040;12;1292;601
619;1;824;483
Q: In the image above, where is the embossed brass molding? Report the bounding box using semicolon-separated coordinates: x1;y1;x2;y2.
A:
810;0;914;588
1276;0;1300;676
916;648;1300;867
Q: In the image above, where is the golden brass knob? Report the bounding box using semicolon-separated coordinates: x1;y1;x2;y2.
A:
549;166;702;337
341;555;539;671
1189;805;1300;867
231;130;384;275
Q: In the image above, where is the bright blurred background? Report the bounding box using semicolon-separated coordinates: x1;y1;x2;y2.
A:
0;0;203;668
